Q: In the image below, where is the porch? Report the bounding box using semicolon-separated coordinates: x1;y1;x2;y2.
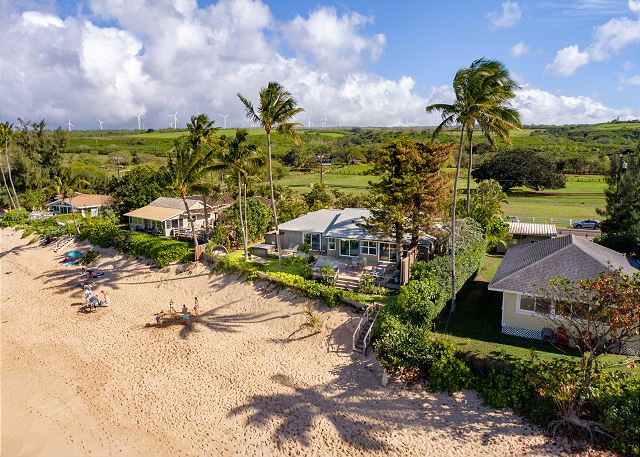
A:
311;255;401;291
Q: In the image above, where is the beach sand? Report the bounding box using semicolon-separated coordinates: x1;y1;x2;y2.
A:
1;228;597;456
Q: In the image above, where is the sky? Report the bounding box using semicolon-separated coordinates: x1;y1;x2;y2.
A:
1;0;639;130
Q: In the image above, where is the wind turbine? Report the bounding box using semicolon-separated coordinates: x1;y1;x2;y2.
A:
338;115;343;128
320;113;328;128
307;116;312;128
168;111;178;129
67;119;74;131
218;113;230;129
136;113;143;130
97;119;104;130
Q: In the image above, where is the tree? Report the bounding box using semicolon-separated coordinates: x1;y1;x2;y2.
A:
238;82;304;265
366;138;451;269
51;169;90;235
220;129;261;261
305;182;335;210
426;58;521;312
163;141;217;260
536;270;640;427
0;122;19;208
597;149;640;256
107;166;165;214
459;179;510;249
472;149;567;192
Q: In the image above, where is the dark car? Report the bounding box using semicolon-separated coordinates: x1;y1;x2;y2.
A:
572;219;600;229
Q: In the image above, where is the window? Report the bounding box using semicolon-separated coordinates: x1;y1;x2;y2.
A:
518;295;550;314
171;219;180;228
327;238;335;250
303;233;321;250
378;242;397;263
360;240;377;256
339;239;360;256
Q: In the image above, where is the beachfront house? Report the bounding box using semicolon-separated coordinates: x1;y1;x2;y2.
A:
46;193;114;217
124;195;231;237
496;222;557;253
489;234;639;353
264;208;434;280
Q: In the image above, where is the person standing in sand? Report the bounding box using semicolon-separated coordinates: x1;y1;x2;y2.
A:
101;291;110;307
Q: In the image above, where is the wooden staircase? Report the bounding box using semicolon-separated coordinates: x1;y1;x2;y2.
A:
334;274;360;291
352;305;381;354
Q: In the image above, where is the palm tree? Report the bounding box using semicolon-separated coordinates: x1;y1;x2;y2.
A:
51;170;90;235
426;58;521;313
238;82;304;264
220;129;261;261
164;142;218;261
0;122;19;208
185;114;220;238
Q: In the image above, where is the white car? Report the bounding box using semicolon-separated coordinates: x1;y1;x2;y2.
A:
505;216;519;222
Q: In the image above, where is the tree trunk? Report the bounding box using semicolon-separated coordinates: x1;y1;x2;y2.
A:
395;221;402;271
450;125;466;313
237;172;248;261
69;193;80;235
466;129;474;215
5;136;19;208
202;190;209;242
266;132;282;266
181;194;199;261
0;161;16;209
243;182;249;251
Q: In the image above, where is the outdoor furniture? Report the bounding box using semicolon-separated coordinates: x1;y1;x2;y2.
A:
541;327;555;342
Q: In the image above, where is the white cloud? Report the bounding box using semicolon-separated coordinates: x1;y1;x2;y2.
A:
0;0;635;128
514;87;636;124
619;74;640;86
546;8;640;75
545;44;590;77
487;2;522;29
22;11;64;28
511;42;529;57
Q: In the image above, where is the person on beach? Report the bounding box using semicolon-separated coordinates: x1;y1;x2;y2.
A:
101;291;110;307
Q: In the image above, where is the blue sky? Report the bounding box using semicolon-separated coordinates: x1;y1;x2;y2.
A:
2;0;639;128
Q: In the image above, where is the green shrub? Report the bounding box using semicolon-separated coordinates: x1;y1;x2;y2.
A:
80;249;99;265
428;357;474;394
594;376;640;451
410;260;434;281
300;263;313;279
80;216;122;247
0;209;29;227
357;274;386;295
477;367;532;410
373;312;431;375
126;232;193;267
396;277;444;325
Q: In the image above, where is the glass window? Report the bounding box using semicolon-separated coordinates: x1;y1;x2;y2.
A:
340;239;349;256
304;233;311;244
519;295;536;312
360;241;377;256
303;233;321;250
379;243;398;263
339;239;360;256
328;238;335;250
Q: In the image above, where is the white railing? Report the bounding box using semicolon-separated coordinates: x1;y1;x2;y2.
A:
507;216;578;228
352;306;371;352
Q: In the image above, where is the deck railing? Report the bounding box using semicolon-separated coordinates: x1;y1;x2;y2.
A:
352;306;371;352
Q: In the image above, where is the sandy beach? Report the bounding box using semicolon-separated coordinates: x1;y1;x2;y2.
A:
1;228;593;456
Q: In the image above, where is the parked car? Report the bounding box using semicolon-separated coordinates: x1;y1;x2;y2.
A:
572;219;600;229
505;216;519;222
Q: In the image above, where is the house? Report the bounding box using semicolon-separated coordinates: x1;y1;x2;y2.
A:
489;234;639;352
124;197;218;237
186;193;234;223
265;208;434;266
496;222;557;253
46;193;114;217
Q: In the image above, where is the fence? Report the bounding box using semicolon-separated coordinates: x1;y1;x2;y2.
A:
509;216;577;228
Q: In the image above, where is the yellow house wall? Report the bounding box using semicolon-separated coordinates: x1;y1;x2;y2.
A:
501;291;550;331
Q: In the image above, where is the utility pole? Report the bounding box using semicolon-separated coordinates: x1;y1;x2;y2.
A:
111;155;121;177
317;154;325;183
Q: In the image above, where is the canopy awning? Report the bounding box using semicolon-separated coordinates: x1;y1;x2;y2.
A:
124;206;184;222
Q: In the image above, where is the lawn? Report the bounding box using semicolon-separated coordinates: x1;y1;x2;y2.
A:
434;254;637;370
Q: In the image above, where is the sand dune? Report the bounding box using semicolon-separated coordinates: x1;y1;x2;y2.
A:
1;228;595;456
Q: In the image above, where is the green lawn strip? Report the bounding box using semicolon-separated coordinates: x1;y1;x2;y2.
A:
435;253;637;372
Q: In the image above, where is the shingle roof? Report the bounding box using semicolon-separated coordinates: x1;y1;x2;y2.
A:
508;222;557;237
150;197;201;210
47;193;113;208
124;206;184;221
278;209;342;233
489;235;639;295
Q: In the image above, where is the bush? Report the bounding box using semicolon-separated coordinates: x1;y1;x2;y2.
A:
422;338;474;394
477;366;532;410
396;277;444;325
79;249;99;265
357;274;386;295
594;375;640;452
373;313;431;375
0;209;29;227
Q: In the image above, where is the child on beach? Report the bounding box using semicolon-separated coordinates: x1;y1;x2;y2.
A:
101;291;110;307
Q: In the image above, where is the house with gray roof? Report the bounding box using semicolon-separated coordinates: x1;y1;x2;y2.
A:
266;208;433;267
489;234;639;348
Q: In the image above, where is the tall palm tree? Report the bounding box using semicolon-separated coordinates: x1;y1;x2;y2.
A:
219;129;261;261
0;122;19;208
185;114;220;237
164;142;218;260
238;82;304;264
52;170;90;235
426;58;521;313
